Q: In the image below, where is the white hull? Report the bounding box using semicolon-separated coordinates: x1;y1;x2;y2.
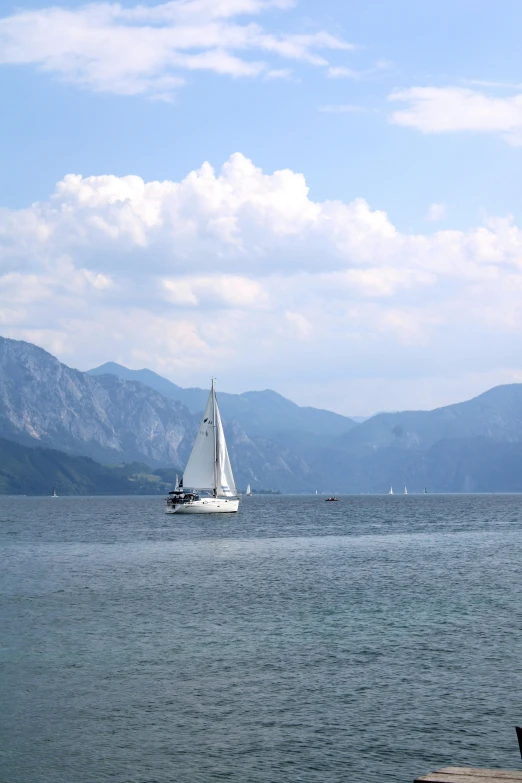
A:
166;497;239;514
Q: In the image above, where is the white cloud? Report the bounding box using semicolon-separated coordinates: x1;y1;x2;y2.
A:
319;104;366;113
2;153;522;410
265;68;294;80
162;274;266;307
327;66;359;79
327;60;390;80
283;311;312;339
0;0;352;98
427;203;447;223
389;86;522;146
460;79;522;90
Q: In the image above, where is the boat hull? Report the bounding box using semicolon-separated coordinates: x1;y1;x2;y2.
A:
166;497;239;514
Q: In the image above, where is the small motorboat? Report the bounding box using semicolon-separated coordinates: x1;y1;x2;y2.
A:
325;497;339;502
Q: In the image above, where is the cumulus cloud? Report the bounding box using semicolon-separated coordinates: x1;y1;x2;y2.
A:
389;86;522;146
1;153;522;410
0;0;353;98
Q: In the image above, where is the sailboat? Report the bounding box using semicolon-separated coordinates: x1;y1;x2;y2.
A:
52;486;58;497
165;380;239;514
389;486;394;495
245;484;252;496
404;487;408;495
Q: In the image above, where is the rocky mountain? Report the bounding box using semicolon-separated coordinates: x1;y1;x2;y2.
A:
0;337;317;491
88;361;357;447
0;337;195;466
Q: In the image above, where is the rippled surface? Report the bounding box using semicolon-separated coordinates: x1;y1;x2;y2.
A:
1;494;522;783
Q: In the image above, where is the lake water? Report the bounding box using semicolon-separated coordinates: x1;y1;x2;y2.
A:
1;494;522;783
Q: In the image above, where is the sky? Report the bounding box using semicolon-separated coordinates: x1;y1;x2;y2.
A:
1;0;522;416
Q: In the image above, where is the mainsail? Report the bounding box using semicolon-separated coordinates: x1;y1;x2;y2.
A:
182;381;237;497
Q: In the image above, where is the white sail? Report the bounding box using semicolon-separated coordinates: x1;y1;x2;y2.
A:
216;403;237;497
389;486;393;495
182;389;217;490
182;381;237;498
246;484;251;495
404;486;408;494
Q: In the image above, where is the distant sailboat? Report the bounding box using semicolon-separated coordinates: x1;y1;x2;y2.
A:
404;487;408;495
52;486;58;497
165;380;239;514
389;486;394;495
423;487;428;494
246;484;252;496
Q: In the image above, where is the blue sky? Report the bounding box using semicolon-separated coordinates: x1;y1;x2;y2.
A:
1;0;522;414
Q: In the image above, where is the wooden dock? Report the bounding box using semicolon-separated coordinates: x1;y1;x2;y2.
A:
415;769;522;783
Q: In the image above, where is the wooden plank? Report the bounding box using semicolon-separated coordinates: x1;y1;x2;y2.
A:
415;776;522;783
436;771;522;780
415;770;522;783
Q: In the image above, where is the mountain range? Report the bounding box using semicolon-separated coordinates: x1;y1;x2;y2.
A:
87;362;357;448
0;336;351;492
1;335;522;494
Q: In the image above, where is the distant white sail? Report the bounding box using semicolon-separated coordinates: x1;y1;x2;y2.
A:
182;389;218;491
246;484;251;496
404;487;408;494
389;486;393;495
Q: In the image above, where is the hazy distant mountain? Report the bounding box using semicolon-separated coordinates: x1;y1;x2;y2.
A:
309;386;522;493
334;384;522;452
88;362;358;447
310;436;522;494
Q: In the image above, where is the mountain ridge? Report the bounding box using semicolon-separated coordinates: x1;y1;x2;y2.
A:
87;361;358;444
3;336;522;493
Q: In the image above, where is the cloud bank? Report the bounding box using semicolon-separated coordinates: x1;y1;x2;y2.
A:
0;0;352;98
1;153;522;412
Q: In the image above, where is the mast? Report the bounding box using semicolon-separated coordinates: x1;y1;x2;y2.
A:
212;378;218;497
